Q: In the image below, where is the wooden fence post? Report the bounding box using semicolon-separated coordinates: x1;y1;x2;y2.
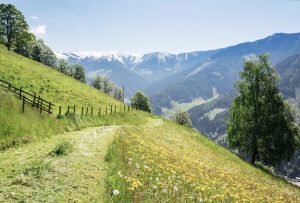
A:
48;102;52;115
37;96;40;109
67;105;70;115
81;107;84;116
111;105;113;114
74;105;76;114
59;106;62;116
19;88;22;99
22;96;25;113
32;93;36;107
40;100;43;114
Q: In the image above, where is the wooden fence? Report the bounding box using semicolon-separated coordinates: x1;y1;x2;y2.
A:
0;78;137;116
58;104;137;117
0;78;55;114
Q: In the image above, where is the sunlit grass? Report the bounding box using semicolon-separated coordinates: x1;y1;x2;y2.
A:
105;121;300;202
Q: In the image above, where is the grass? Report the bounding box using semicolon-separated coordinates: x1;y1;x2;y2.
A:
0;125;118;201
0;90;65;150
22;159;51;178
105;120;300;202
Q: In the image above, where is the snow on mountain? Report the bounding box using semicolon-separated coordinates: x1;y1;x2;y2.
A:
55;51;143;65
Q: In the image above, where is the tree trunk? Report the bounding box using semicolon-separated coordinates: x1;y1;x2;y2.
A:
251;149;257;164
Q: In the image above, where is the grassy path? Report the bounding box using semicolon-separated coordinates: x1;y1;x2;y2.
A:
0;126;119;202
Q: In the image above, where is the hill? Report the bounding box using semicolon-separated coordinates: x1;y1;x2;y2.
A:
0;45;299;201
0;45;120;110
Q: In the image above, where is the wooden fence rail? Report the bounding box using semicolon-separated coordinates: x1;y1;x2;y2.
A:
0;78;55;114
58;104;137;117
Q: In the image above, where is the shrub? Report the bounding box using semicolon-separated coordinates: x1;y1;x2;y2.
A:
49;140;73;156
172;109;192;127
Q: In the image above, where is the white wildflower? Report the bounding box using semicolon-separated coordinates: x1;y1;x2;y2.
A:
113;189;120;196
173;186;179;193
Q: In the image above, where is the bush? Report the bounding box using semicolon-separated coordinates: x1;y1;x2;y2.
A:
49;140;73;156
172;109;192;127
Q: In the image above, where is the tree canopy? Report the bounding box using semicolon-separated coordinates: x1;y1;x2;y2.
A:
130;91;151;113
227;54;300;166
0;4;28;51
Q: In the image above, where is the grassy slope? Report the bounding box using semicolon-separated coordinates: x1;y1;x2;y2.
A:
0;89;146;150
0;45;299;202
0;45;120;112
0;45;128;149
106;121;300;202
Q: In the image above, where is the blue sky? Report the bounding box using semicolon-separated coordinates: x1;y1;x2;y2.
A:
2;0;300;54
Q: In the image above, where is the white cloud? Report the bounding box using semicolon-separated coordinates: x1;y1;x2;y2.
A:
30;25;46;35
31;16;39;20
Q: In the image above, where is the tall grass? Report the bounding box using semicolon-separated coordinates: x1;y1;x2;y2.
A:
0;91;64;150
0;90;149;150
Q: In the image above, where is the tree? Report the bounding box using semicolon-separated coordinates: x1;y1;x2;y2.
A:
130;91;151;113
72;64;86;83
56;59;71;75
113;87;123;101
92;75;103;90
0;4;29;50
14;31;34;57
227;54;300;166
31;39;57;67
172;109;192;127
102;77;114;94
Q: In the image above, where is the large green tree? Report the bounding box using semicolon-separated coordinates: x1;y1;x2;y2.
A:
227;54;299;166
0;4;28;50
131;91;151;113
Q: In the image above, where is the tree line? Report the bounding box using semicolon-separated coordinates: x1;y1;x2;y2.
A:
0;3;86;83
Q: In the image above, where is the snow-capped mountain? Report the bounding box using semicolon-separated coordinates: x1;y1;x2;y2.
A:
56;50;217;88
